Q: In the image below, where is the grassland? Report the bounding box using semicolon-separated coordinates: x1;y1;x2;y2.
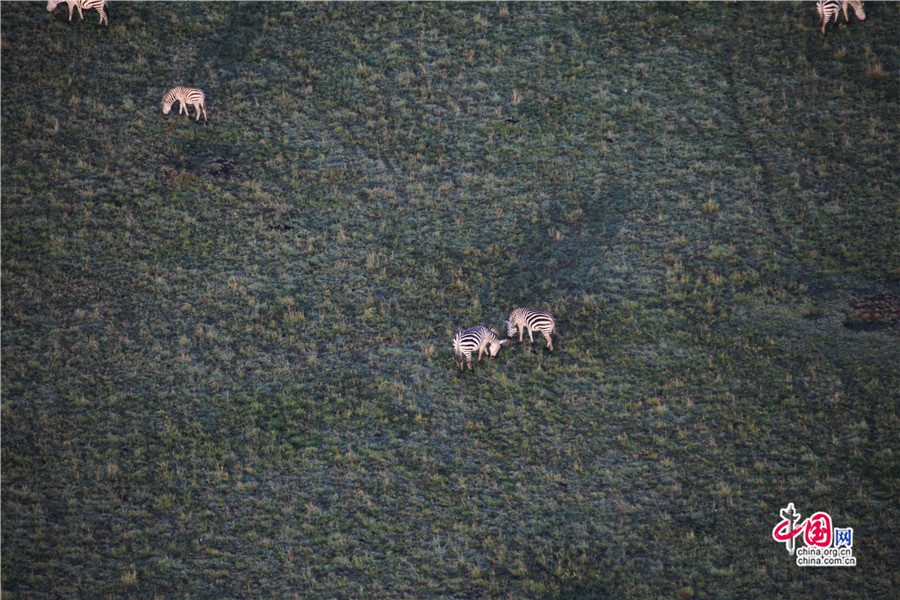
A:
2;1;899;598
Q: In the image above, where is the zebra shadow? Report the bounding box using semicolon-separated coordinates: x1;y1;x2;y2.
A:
507;332;560;357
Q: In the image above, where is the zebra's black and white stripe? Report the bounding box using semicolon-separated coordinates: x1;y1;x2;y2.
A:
505;307;557;352
817;1;866;34
453;326;507;372
162;87;208;122
47;0;108;27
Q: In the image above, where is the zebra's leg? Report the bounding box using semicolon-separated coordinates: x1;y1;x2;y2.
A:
179;100;187;116
455;348;467;372
194;103;202;121
527;328;535;344
841;1;850;21
201;102;208;122
75;2;84;20
544;331;554;352
100;8;108;26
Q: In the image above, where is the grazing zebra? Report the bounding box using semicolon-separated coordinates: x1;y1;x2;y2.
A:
453;326;507;372
505;307;558;352
817;0;866;34
47;0;108;27
162;87;208;122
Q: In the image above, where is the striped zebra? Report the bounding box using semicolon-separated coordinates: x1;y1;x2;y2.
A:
162;87;208;122
817;1;866;34
505;307;558;352
47;0;108;27
452;326;507;372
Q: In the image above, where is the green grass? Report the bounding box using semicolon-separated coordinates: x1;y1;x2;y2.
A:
3;2;899;598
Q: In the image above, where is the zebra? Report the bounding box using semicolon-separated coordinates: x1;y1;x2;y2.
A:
452;326;507;372
505;307;558;352
47;0;108;27
162;87;208;123
817;1;866;35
